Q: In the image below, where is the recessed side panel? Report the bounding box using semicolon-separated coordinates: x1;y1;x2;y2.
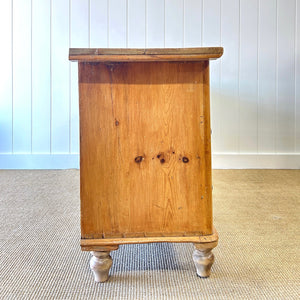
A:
79;61;212;239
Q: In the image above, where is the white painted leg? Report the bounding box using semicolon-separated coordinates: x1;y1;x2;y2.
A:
90;251;113;282
193;241;217;278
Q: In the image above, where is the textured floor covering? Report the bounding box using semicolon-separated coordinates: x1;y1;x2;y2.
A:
0;169;299;299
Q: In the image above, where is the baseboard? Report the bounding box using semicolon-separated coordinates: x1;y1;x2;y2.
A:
212;153;300;169
0;153;299;169
0;154;79;169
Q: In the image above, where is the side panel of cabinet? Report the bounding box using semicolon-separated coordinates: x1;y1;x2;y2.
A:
79;61;212;239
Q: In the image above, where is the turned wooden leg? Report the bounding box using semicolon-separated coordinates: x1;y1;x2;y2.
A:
90;251;113;282
193;241;218;278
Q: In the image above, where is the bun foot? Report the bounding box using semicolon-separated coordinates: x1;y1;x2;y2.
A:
90;251;113;282
193;241;217;278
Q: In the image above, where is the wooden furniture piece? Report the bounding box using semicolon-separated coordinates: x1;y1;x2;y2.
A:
69;48;223;282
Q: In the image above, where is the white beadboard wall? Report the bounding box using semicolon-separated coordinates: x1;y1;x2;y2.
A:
0;0;299;169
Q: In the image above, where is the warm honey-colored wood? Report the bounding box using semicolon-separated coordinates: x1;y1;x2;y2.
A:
81;228;218;251
69;47;223;62
70;47;222;282
79;61;212;239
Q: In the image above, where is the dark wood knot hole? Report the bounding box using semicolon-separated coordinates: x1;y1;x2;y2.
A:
134;156;143;163
157;153;165;164
182;157;189;163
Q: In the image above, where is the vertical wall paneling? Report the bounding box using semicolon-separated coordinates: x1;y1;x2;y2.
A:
202;0;220;47
165;0;184;47
0;0;12;153
184;0;202;47
108;0;127;47
202;0;221;153
257;0;277;153
70;0;89;154
239;0;259;152
296;0;300;152
128;0;146;48
90;0;108;47
146;0;164;47
51;0;70;153
32;0;51;153
12;0;32;153
277;0;296;152
70;0;89;47
0;0;299;169
219;0;239;153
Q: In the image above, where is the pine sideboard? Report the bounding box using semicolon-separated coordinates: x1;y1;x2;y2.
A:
69;47;223;282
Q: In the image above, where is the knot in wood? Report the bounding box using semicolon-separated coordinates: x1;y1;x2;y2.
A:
182;157;189;163
134;156;143;163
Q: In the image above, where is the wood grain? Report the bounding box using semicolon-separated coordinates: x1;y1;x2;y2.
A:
69;47;223;62
81;228;218;250
79;61;213;240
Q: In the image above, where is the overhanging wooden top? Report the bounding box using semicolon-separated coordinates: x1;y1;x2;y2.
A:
69;47;223;62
